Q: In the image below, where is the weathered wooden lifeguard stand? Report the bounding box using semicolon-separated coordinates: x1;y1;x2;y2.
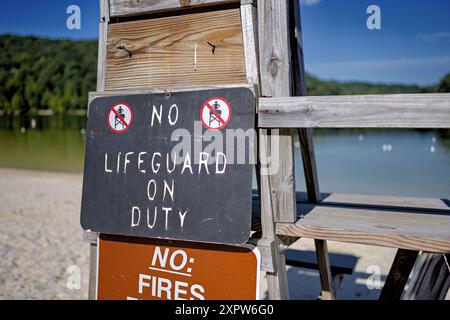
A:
86;0;450;300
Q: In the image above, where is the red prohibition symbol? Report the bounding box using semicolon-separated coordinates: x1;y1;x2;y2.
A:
200;97;232;130
107;102;134;134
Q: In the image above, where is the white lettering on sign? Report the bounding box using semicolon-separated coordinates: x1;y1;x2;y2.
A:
127;246;205;300
103;150;228;231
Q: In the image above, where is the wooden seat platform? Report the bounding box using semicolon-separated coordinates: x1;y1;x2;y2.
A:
252;191;450;253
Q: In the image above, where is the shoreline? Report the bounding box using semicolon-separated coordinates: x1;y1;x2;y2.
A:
0;167;396;300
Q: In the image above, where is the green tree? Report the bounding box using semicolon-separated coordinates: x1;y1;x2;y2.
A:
437;73;450;93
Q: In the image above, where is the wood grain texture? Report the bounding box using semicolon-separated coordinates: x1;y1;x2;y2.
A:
240;2;259;86
89;0;109;301
259;93;450;128
241;3;290;297
259;129;290;299
315;239;335;300
105;9;246;90
404;252;450;300
88;242;98;300
276;205;450;253
109;0;238;17
379;249;419;300
320;193;450;212
258;0;296;224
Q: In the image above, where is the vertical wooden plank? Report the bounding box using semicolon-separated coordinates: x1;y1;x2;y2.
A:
289;0;320;203
88;242;98;300
96;0;109;91
258;0;296;224
379;249;419;300
315;239;335;300
241;0;289;298
404;253;450;300
259;128;289;299
89;0;109;300
255;0;294;299
240;1;259;86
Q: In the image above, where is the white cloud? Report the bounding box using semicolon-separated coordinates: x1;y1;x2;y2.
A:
301;0;321;6
417;32;450;42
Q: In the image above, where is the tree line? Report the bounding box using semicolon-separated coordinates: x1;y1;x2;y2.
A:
0;35;448;115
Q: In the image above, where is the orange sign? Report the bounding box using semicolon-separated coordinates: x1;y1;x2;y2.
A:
97;235;261;300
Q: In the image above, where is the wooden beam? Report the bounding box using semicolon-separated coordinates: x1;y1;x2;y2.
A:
258;0;297;224
379;249;419;300
240;1;259;86
89;0;110;300
109;0;239;17
289;0;320;203
258;93;450;128
96;0;109;91
105;8;246;90
315;239;335;300
404;253;450;300
259;129;289;299
276;205;450;253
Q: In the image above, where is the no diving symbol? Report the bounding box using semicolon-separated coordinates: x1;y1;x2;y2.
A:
107;102;133;134
200;97;232;130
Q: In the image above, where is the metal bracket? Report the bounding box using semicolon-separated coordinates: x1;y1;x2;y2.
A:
83;230;99;244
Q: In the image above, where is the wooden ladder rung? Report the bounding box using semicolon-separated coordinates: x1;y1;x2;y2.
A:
252;191;450;253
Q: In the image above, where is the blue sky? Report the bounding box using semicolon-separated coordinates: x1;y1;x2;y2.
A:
0;0;449;85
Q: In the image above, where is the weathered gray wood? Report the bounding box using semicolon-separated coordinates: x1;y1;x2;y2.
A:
96;0;109;91
240;2;259;86
88;241;98;300
276;205;450;253
379;249;419;300
89;0;110;300
258;0;296;224
404;252;450;300
259;129;289;299
240;2;289;297
319;193;450;211
109;0;239;17
315;239;335;300
259;93;450;128
298;128;320;202
89;84;256;101
289;0;320;203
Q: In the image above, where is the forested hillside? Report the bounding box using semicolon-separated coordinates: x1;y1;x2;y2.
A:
0;35;97;114
0;35;448;115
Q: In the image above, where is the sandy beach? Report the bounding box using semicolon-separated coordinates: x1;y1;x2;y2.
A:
0;167;397;300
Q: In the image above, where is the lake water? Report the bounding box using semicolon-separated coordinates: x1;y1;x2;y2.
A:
1;115;449;198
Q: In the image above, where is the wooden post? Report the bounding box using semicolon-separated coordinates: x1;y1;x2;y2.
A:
258;0;297;224
379;249;419;300
257;0;300;299
315;239;335;300
404;253;450;300
88;0;109;300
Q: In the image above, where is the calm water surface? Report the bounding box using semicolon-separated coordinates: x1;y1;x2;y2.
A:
1;115;449;198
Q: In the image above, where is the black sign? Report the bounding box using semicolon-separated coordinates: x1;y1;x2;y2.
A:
80;88;255;245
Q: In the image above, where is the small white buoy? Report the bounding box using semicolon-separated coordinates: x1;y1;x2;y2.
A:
358;134;364;142
430;146;436;153
382;144;393;152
